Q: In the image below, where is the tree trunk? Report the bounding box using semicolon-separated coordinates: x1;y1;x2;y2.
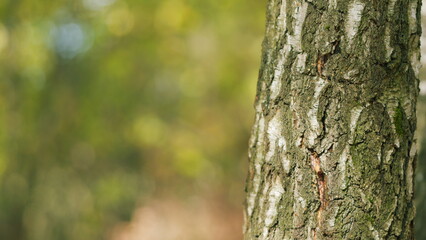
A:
244;0;421;239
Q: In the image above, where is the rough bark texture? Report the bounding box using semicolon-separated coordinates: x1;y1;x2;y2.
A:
244;0;421;239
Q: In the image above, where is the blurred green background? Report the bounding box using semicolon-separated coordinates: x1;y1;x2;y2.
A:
0;0;424;239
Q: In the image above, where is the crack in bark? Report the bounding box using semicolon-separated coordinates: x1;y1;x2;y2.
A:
309;151;328;240
316;40;340;78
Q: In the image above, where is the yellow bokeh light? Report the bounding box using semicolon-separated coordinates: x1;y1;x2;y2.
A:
155;0;190;32
106;7;135;36
174;148;207;179
131;115;165;147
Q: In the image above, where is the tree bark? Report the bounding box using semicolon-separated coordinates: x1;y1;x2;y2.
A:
244;0;421;239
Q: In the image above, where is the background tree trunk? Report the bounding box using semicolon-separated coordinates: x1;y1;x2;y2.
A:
244;0;421;239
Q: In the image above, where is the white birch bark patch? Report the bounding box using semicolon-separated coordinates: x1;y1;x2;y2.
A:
345;1;365;44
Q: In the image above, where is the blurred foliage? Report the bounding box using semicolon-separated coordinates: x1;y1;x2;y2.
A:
0;0;265;239
415;8;426;239
416;96;426;239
